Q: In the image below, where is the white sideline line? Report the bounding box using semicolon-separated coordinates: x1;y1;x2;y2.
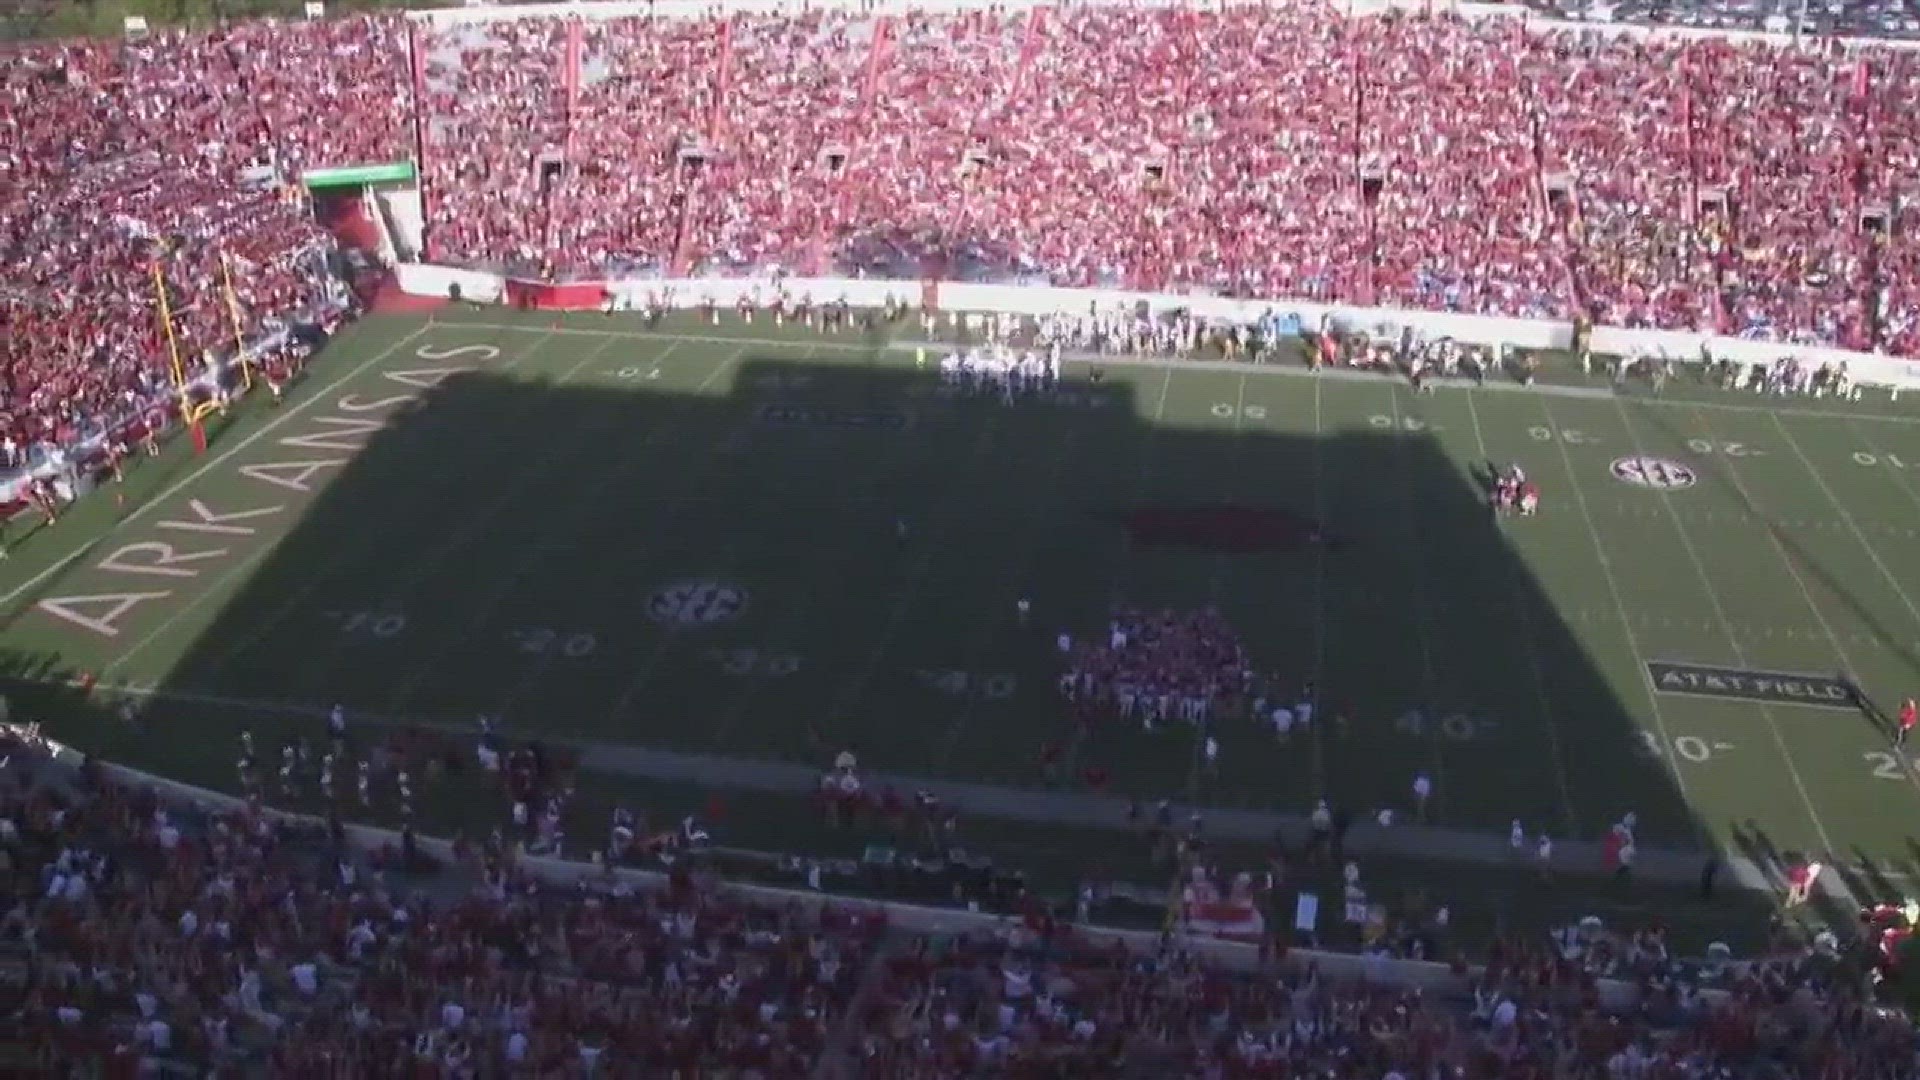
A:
0;324;431;611
439;319;1920;425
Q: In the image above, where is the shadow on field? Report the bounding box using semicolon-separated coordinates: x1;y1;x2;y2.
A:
4;321;1814;932
0;646;93;721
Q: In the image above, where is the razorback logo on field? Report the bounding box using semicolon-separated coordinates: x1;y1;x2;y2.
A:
1645;660;1855;710
1125;503;1341;555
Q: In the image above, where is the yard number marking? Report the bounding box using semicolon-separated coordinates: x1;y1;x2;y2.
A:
616;365;663;380
1369;415;1430;433
507;628;598;658
1639;731;1731;763
1865;750;1916;781
647;579;748;626
1393;709;1496;741
328;609;407;640
1853;452;1915;469
1611;456;1698;490
1211;403;1267;421
707;648;801;677
1686;439;1761;458
1529;426;1594;445
914;669;1016;701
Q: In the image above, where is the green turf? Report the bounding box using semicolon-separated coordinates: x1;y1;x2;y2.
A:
9;307;1920;912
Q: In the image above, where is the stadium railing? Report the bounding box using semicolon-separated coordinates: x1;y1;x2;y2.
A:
396;262;1920;395
4;718;1684;1008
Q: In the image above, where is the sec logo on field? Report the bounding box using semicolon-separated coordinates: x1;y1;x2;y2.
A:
648;579;749;626
1610;456;1697;490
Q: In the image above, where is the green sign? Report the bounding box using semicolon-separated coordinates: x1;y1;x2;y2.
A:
301;162;417;190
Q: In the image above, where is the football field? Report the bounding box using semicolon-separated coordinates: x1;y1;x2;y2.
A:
8;308;1920;903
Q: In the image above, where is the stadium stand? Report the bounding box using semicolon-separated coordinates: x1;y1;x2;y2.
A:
391;3;1920;357
6;2;1920;474
0;24;360;479
3;724;1915;1077
1517;0;1920;40
6;2;1920;1070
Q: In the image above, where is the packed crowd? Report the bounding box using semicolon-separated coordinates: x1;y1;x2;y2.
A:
403;4;1920;360
848;911;1920;1078
1057;607;1253;731
8;719;1915;1079
0;17;383;472
1519;0;1920;40
1868;51;1920;358
9;6;1920;479
2;731;887;1075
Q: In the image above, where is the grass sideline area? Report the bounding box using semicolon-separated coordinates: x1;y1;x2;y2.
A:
7;306;1920;948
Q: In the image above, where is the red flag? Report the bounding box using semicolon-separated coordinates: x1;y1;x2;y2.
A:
191;420;207;454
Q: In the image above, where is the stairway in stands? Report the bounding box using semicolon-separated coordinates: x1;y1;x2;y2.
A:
808;17;898;275
313;191;384;257
312;191;433;311
669;19;737;276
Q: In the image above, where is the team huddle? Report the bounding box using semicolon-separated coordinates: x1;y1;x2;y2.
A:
936;344;1065;402
1056;607;1255;729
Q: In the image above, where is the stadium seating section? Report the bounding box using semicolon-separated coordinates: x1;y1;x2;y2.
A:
7;6;1920;472
5;9;1920;1072
3;740;1913;1077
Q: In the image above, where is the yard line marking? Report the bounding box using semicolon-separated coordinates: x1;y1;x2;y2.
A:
812;410;1007;750
0;323;431;612
1307;372;1329;793
1060;362;1177;786
1761;413;1920;803
1536;393;1702;840
599;347;782;731
475;342;743;724
930;402;1088;771
1182;370;1249;798
1774;413;1920;640
196;331;564;673
1598;398;1838;860
380;338;629;713
1462;390;1581;838
1388;387;1448;822
448;318;1920;425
